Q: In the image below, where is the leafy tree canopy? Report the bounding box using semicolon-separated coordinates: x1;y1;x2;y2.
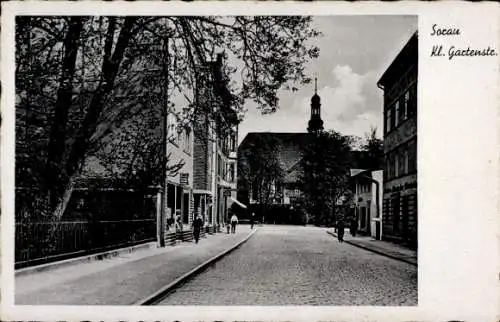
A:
16;16;321;220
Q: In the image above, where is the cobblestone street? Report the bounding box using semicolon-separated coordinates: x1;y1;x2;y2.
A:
158;225;417;306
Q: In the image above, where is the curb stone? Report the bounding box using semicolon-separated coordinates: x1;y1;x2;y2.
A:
135;228;258;305
326;231;417;267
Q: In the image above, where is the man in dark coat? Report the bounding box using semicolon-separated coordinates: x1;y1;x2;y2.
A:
192;215;203;244
337;220;345;243
350;217;358;237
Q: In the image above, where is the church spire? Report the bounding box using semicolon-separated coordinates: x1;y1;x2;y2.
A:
307;77;324;134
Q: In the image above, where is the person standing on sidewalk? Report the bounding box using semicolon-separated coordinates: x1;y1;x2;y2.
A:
350;217;358;237
192;214;203;244
230;213;239;234
250;212;255;229
175;210;183;240
337;220;345;243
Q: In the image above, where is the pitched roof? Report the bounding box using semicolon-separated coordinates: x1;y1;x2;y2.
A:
239;132;310;148
378;31;418;89
239;132;310;172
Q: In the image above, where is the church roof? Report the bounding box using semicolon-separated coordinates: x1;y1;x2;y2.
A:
239;132;310;172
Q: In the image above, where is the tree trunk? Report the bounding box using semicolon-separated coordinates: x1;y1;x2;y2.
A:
49;17;138;225
48;173;78;238
44;17;85;209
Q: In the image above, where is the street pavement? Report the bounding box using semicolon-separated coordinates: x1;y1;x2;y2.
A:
16;226;253;305
158;225;417;306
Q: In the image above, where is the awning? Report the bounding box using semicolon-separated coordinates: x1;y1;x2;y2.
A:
230;197;247;209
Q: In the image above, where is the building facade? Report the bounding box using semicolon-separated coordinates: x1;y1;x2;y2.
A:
192;54;239;230
158;113;195;232
377;32;418;248
351;169;383;240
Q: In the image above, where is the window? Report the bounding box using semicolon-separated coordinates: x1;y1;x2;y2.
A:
176;128;182;144
408;85;417;117
184;128;191;153
230;133;236;152
386;108;392;133
399;147;406;176
408;140;417;173
403;91;410;120
229;163;235;182
394;101;400;127
391;153;397;178
217;155;223;177
227;163;234;182
404;148;409;176
394;152;399;177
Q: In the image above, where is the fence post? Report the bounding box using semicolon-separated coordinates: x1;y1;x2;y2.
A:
156;191;162;247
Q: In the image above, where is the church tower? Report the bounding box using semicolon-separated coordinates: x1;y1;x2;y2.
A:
307;78;324;134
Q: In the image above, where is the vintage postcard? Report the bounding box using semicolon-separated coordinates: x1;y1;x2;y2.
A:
1;1;498;321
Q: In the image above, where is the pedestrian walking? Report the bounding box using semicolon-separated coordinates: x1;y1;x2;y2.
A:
250;212;255;229
350;217;358;237
192;214;203;244
230;213;239;234
175;210;183;240
337;220;345;243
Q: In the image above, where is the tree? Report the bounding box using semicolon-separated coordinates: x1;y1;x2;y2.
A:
298;131;353;226
238;135;284;222
362;126;384;170
15;16;321;227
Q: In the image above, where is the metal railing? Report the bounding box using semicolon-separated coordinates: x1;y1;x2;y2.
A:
15;219;156;268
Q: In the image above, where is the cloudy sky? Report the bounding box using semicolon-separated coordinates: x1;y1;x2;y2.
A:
238;16;417;144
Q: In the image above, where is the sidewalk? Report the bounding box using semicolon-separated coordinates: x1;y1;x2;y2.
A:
16;226;255;305
326;229;417;266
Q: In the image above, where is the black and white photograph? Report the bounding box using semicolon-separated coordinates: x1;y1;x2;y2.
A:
1;2;498;321
13;14;418;306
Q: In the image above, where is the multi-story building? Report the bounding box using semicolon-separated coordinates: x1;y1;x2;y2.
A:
193;54;239;230
165;113;194;228
377;31;418;248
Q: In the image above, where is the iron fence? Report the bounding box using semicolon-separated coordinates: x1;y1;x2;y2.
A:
15;219;156;268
